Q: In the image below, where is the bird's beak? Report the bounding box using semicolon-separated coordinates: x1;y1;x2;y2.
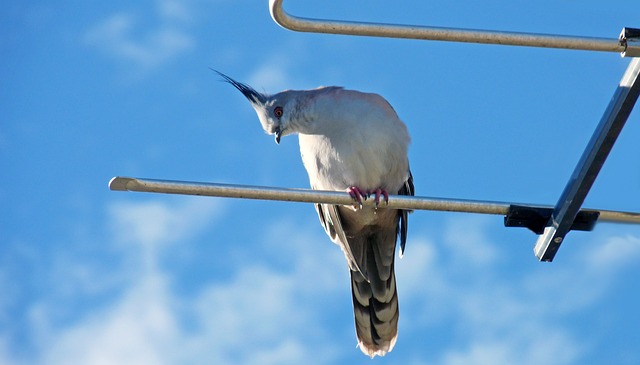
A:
274;127;281;144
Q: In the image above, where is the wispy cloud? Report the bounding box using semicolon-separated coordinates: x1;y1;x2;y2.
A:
157;0;194;24
443;215;501;266
43;274;179;365
244;41;318;93
108;196;223;274
3;198;639;365
188;263;340;365
397;218;640;365
83;1;195;70
248;60;294;94
109;197;220;247
19;199;343;365
182;218;346;364
584;234;640;271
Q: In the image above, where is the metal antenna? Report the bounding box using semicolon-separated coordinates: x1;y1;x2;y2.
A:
266;1;640;261
534;57;640;261
269;0;640;56
110;3;640;262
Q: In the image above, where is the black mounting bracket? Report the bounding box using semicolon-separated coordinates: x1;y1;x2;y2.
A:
504;205;599;235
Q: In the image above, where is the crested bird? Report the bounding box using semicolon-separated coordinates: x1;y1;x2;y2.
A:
215;70;414;357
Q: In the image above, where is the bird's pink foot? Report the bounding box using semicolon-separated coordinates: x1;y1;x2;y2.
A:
347;186;367;209
368;188;389;209
346;187;390;210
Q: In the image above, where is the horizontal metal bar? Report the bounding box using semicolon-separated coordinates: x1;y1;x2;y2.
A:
109;177;640;225
269;0;633;55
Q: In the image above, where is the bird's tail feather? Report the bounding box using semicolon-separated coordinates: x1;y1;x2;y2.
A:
350;235;399;358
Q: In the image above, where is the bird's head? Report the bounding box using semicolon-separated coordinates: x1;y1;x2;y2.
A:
214;70;296;144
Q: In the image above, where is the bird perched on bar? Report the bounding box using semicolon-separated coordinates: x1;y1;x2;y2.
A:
214;70;414;358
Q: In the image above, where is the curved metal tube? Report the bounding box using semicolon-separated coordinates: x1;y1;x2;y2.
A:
270;0;628;54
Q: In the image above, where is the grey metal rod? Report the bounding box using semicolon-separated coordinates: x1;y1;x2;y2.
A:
109;177;640;224
534;57;640;262
269;0;633;54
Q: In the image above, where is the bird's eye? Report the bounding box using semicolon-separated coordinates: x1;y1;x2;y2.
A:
274;106;283;118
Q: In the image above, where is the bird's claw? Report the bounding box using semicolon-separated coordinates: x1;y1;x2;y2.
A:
368;188;389;210
347;187;389;211
347;187;367;210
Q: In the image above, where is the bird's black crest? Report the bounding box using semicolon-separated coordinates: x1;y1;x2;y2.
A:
210;69;267;104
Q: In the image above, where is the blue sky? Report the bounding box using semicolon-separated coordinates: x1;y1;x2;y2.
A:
2;0;640;364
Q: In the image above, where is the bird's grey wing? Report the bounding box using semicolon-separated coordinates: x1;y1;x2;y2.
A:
397;170;414;257
315;202;367;279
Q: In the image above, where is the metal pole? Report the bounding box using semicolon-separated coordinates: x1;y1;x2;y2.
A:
109;177;640;225
534;57;640;262
269;0;639;56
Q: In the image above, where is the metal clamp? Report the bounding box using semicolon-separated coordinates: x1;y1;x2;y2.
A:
620;27;640;57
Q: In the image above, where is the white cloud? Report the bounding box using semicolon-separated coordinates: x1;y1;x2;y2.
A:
443;215;500;266
24;202;343;365
245;40;317;93
43;274;178;365
584;233;640;271
439;330;580;365
6;202;640;365
0;336;18;365
83;1;195;70
396;237;455;327
187;264;340;365
179;219;346;364
109;197;221;248
397;216;640;365
157;0;193;23
108;196;223;274
248;59;295;94
17;197;221;365
261;219;347;293
519;232;640;314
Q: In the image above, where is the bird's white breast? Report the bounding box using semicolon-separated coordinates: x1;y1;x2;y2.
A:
297;89;410;194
